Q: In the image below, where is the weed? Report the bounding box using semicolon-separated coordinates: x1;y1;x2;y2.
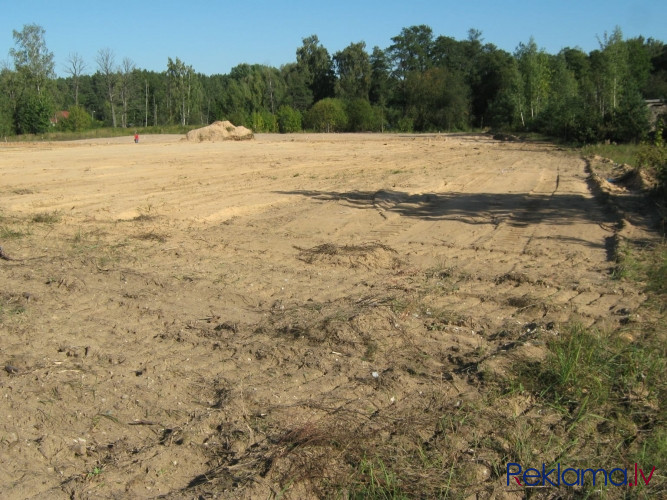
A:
31;211;61;224
0;225;26;239
87;465;104;478
614;241;667;308
349;456;409;500
134;231;168;243
581;143;641;167
510;316;666;494
362;339;378;361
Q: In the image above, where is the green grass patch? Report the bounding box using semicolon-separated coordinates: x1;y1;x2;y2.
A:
349;457;409;499
508;322;666;495
614;241;667;307
581;143;642;167
0;225;27;239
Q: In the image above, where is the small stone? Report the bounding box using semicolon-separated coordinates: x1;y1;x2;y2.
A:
471;463;491;481
72;438;87;456
4;365;19;375
4;432;19;444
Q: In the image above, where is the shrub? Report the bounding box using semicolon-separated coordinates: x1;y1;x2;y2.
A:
304;98;347;132
61;106;92;132
251;110;278;133
277;105;302;133
14;92;53;134
344;98;376;132
636;119;667;197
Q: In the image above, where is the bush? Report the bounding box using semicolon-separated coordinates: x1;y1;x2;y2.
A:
14;92;53;134
277;105;302;133
636;120;667;198
60;106;92;132
251;110;278;133
396;115;414;133
304;98;347;132
344;98;376;132
607;90;651;143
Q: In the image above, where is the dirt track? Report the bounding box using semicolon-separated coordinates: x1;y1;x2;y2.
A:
0;133;647;498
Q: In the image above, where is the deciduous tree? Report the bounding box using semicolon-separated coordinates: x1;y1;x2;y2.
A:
96;48;118;127
296;35;335;102
64;52;87;106
304;98;347;132
166;57;200;126
10;24;54;95
334;42;371;100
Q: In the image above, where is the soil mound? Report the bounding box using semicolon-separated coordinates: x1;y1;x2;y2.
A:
185;120;253;142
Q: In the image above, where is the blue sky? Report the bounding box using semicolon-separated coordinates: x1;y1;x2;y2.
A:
1;1;665;76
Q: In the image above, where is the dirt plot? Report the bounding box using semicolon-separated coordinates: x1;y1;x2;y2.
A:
0;134;652;498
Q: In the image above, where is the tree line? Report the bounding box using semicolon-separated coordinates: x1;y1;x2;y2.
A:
1;23;666;143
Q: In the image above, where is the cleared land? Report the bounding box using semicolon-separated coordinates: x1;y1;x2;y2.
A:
0;133;657;498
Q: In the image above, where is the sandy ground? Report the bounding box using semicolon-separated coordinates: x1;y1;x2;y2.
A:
0;133;649;498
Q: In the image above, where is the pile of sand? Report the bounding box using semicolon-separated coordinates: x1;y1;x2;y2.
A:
185;120;254;142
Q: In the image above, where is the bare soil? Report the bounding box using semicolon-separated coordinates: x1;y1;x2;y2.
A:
0;133;653;498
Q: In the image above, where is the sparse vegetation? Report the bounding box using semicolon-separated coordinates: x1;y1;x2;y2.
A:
31;211;61;224
1;134;665;498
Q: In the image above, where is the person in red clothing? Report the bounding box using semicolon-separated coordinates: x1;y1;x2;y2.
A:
134;132;139;143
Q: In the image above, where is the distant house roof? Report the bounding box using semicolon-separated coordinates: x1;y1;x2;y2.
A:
50;110;70;124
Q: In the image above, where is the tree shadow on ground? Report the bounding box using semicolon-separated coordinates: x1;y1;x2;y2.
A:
275;189;617;228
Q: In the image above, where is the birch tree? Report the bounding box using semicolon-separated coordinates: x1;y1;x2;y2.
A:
96;48;118;127
10;24;54;95
597;27;629;114
64;52;86;106
515;37;551;121
119;57;135;128
167;57;199;126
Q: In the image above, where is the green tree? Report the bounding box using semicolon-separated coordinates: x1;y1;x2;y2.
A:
251;109;277;132
281;63;313;111
304;98;347;132
61;105;92;131
369;47;392;130
469;45;515;128
644;41;667;99
515;37;552;124
296;35;335;103
608;89;650;142
14;92;52;134
0;66;18;136
404;67;469;131
537;54;589;141
9;24;54;95
345;98;376;131
166;57;200;126
597;27;629;114
277;105;302;133
334;42;371;100
369;47;391;104
486;57;524;129
388;25;434;78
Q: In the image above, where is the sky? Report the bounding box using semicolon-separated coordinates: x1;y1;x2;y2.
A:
0;1;665;77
